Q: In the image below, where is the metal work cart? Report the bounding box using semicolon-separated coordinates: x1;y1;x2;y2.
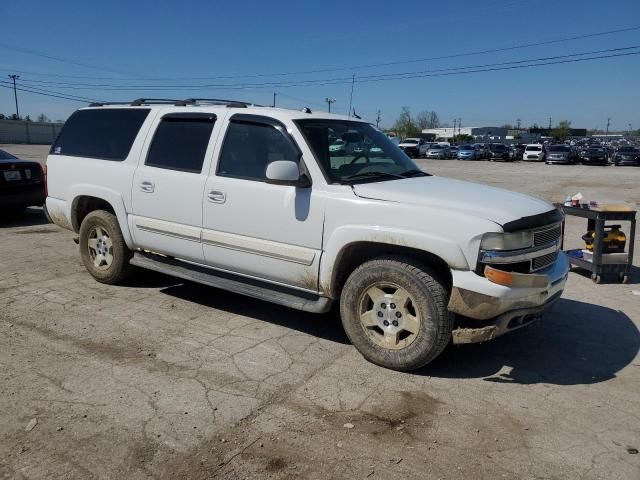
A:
561;205;636;284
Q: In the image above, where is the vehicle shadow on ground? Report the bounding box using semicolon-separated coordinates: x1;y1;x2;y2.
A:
156;279;349;345
423;298;639;385
0;207;49;228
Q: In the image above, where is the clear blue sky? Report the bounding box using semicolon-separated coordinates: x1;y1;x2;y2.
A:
1;0;639;130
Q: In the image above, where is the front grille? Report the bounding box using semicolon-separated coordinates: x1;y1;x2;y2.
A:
533;224;561;247
532;251;558;271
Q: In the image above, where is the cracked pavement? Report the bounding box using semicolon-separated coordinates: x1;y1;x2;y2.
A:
1;145;639;479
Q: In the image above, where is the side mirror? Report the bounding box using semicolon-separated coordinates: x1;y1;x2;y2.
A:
265;160;310;187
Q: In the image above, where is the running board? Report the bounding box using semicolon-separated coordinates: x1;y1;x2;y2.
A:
130;252;332;314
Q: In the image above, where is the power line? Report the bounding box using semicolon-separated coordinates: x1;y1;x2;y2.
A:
3;25;639;82
0;81;101;103
12;45;640;91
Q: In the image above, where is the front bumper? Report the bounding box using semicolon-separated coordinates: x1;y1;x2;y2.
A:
448;252;569;343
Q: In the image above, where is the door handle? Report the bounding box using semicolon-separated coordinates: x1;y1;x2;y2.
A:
139;181;155;193
207;190;226;203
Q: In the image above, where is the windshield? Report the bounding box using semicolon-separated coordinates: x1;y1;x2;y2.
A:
296;120;427;184
548;146;569;152
0;149;18;160
459;145;474;150
430;145;443;150
402;139;419;144
619;147;638;153
490;144;507;151
587;148;605;154
526;146;542;151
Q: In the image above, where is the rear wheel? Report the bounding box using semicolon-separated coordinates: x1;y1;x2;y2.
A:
79;210;133;284
340;256;454;371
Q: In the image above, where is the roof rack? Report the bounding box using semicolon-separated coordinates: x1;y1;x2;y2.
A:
88;98;260;108
88;98;188;107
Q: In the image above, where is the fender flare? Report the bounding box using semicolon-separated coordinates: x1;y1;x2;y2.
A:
68;184;134;248
319;225;469;296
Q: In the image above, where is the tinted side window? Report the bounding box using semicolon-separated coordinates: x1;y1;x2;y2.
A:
51;108;150;161
217;121;299;181
146;115;215;173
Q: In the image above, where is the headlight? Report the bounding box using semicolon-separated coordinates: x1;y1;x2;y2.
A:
480;231;533;251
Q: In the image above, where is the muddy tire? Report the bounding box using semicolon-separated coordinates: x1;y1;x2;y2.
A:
79;210;133;284
340;256;454;371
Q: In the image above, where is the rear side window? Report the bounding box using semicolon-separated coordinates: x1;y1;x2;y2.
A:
51;108;150;161
145;114;216;173
217;120;300;181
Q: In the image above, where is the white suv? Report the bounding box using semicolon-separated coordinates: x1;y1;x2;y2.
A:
45;99;568;371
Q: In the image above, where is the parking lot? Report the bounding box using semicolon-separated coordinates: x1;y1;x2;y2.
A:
1;144;639;479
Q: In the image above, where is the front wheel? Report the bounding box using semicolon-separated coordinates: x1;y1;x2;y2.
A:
79;210;134;284
340;256;454;371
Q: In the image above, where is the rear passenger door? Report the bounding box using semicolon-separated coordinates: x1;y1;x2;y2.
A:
131;112;219;263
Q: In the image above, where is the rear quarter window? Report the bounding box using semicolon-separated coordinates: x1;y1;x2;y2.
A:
51;108;150;161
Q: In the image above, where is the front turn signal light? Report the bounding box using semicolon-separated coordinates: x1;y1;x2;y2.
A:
484;266;549;289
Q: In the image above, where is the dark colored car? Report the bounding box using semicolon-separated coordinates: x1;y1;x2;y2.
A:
613;147;640;166
579;147;609;165
488;143;511;161
0;149;46;216
545;145;575;165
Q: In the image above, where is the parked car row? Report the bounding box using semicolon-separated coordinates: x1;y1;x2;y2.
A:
393;138;640;167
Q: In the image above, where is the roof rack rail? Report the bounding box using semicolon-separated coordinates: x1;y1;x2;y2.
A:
131;98;190;106
87;98;260;108
183;98;260;108
88;99;190;107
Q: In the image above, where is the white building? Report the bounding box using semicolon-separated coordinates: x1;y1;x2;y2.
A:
422;126;509;140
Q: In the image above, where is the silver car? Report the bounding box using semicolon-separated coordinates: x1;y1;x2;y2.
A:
425;144;451;159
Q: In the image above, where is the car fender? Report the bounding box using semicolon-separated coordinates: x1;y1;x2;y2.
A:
319;224;470;296
68;184;134;248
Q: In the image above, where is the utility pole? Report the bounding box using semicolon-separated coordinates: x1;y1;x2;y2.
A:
375;110;382;128
630;123;633;135
324;97;336;113
347;74;355;118
548;117;552;129
272;92;276;108
606;117;610;137
458;118;462;137
8;74;20;119
452;119;457;141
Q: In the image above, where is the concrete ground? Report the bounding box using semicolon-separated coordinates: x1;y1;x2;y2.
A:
1;145;639;479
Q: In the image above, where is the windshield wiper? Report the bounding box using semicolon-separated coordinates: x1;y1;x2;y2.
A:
399;169;426;177
342;171;407;182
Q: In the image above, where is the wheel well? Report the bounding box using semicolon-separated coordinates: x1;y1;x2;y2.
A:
330;242;453;297
72;196;115;231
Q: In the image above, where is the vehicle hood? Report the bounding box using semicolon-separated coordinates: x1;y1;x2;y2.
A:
398;142;419;148
352;176;553;227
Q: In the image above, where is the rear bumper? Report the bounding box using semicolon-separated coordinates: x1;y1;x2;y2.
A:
0;184;46;208
448;252;569;343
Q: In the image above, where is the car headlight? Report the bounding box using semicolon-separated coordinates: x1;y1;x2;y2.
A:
480;231;534;251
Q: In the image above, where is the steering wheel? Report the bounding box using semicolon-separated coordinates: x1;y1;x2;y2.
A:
349;153;370;165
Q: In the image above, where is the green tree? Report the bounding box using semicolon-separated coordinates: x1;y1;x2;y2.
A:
453;134;474;143
393;107;421;138
37;113;50;123
551;120;572;140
